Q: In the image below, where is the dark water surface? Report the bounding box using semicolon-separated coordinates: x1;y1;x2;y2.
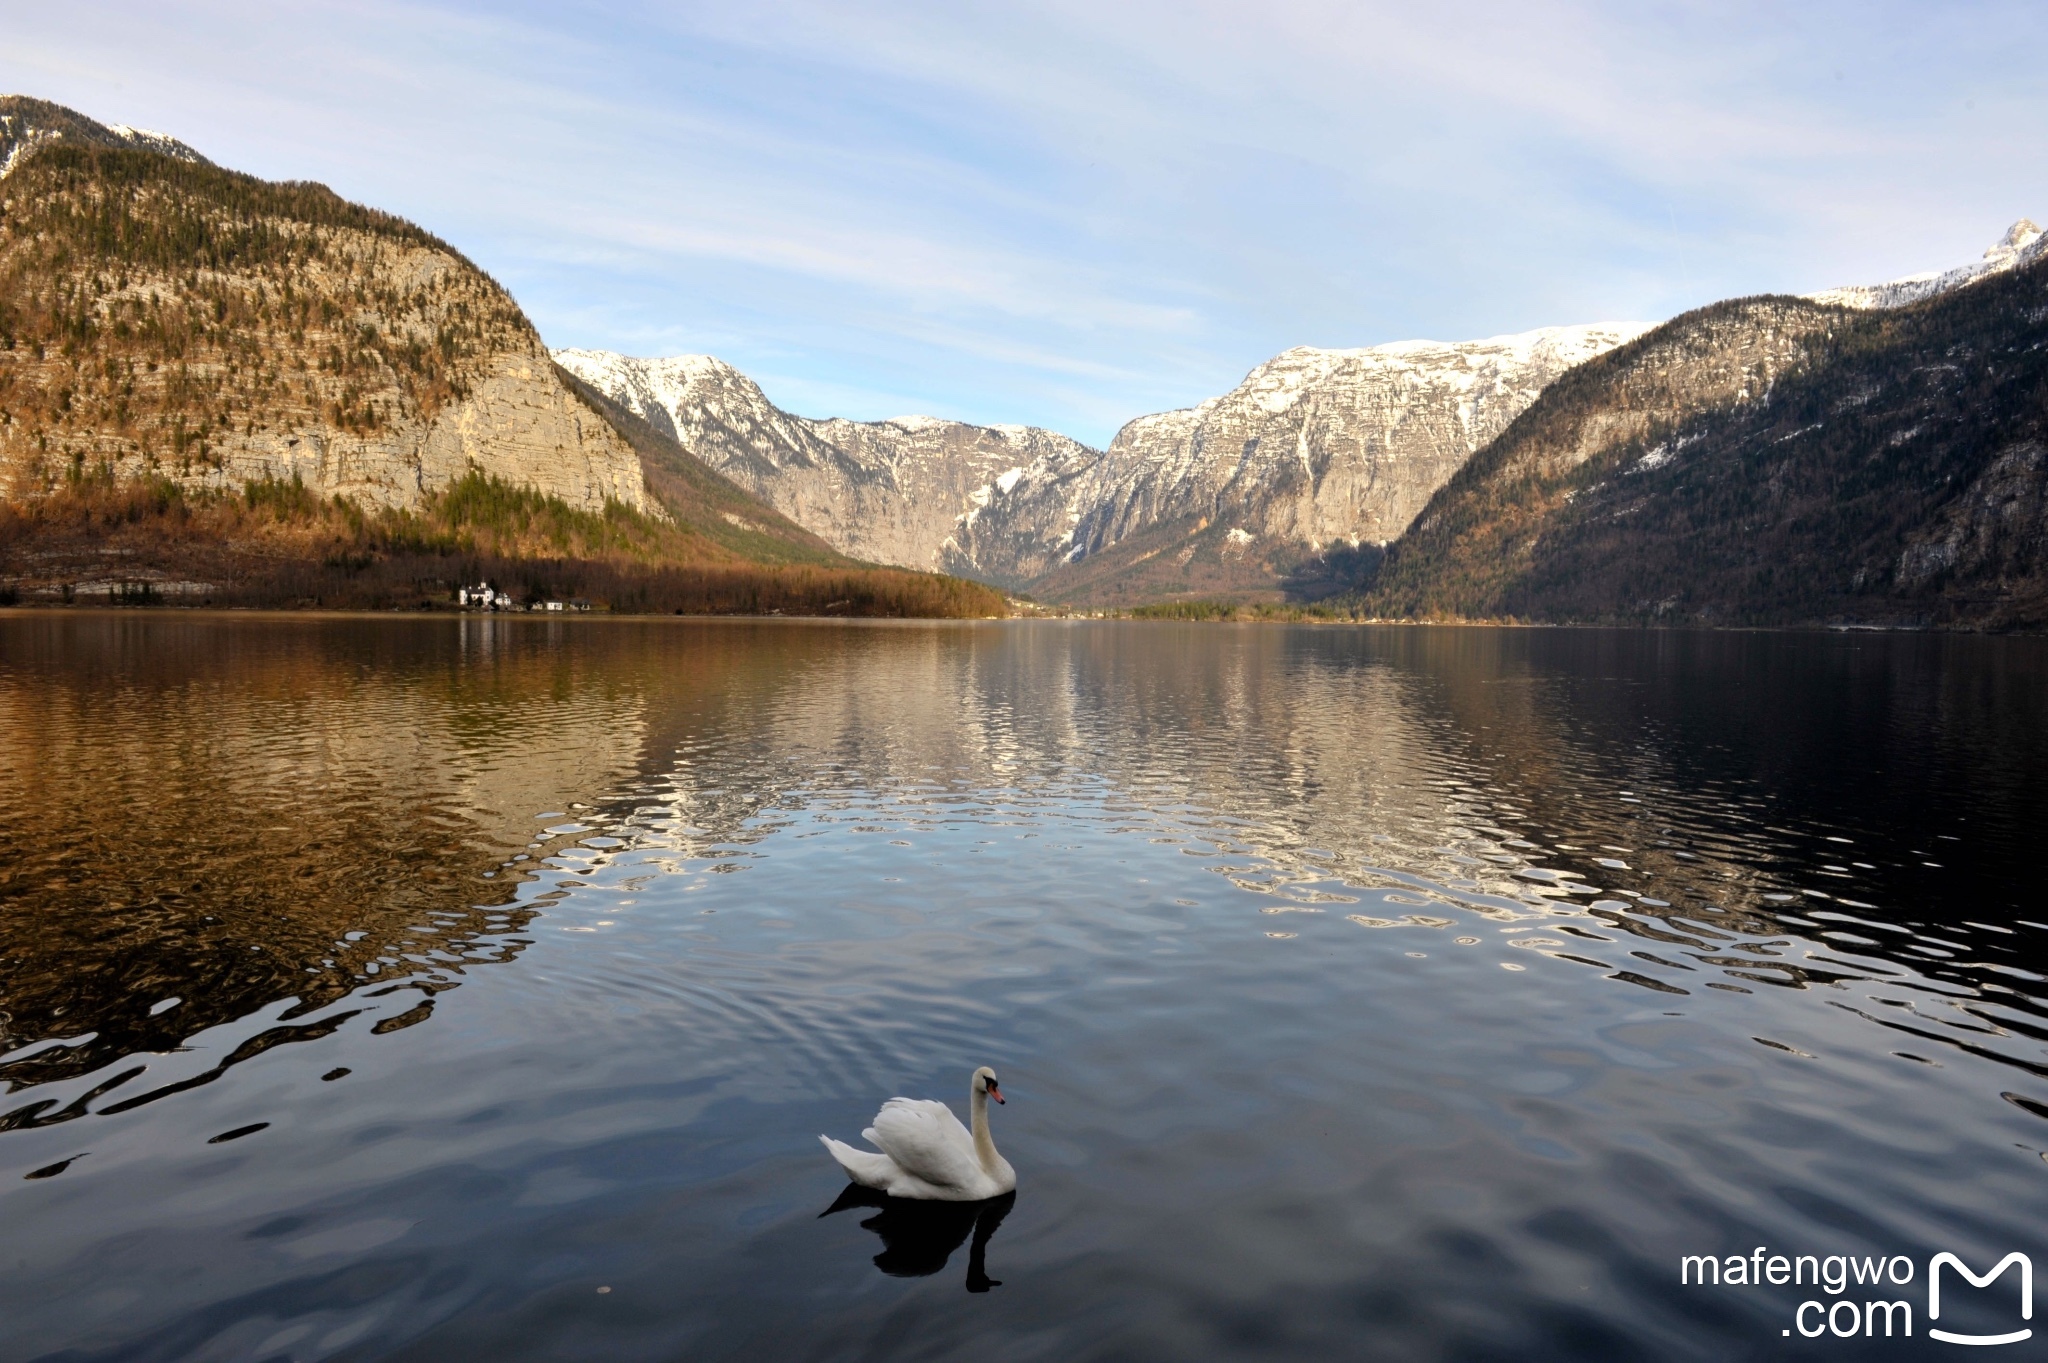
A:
2;614;2045;1361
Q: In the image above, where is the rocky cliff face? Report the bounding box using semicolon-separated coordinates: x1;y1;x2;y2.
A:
0;103;650;518
155;344;654;515
1896;439;2048;594
953;324;1649;590
552;348;1095;570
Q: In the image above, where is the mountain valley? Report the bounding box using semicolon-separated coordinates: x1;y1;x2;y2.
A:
560;324;1651;598
551;348;1098;574
5;92;2045;627
567;220;2048;624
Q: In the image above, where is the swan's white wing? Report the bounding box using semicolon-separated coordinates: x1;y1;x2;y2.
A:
819;1135;899;1190
863;1098;981;1192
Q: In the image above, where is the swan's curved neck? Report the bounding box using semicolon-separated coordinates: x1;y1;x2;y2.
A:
969;1082;1000;1175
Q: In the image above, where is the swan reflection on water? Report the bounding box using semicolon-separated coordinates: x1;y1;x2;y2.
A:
820;1185;1016;1292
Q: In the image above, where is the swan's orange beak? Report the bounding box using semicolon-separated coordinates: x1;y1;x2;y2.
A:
988;1083;1004;1104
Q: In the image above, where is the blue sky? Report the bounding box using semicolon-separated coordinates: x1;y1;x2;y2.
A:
7;1;2045;445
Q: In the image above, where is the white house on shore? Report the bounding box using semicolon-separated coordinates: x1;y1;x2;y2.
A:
456;582;515;610
457;583;591;612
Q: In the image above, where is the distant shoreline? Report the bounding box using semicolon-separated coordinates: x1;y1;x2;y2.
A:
5;605;2034;636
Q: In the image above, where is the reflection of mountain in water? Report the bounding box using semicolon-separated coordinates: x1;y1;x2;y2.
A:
821;1184;1014;1292
610;623;2048;1084
0;615;654;1108
5;616;2043;1132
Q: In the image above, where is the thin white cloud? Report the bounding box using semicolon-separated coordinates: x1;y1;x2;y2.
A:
3;0;2042;445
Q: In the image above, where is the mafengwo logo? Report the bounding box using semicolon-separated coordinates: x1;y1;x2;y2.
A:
1680;1248;2032;1344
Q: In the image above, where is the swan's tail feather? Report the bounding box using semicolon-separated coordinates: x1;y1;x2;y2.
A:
820;1135;896;1190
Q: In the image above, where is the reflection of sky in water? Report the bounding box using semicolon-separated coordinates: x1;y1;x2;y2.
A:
0;617;2044;1360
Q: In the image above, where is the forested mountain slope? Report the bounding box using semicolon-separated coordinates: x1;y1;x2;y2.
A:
0;134;649;514
0;97;1005;616
553;366;848;567
0;95;209;178
1363;255;2048;627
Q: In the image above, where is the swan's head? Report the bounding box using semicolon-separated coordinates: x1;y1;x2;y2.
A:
974;1065;1004;1104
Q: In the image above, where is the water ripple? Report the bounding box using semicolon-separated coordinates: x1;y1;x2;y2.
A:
1;617;2045;1360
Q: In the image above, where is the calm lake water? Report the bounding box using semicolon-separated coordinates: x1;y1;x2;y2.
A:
2;614;2045;1361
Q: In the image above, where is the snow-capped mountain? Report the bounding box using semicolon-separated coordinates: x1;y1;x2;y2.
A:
560;324;1647;588
945;323;1651;586
0;95;209;179
555;223;2048;596
1807;219;2045;310
551;349;1100;571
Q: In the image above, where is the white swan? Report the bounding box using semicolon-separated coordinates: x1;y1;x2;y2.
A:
821;1066;1016;1202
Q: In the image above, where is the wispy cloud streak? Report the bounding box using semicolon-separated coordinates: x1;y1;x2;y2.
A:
3;0;2041;443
